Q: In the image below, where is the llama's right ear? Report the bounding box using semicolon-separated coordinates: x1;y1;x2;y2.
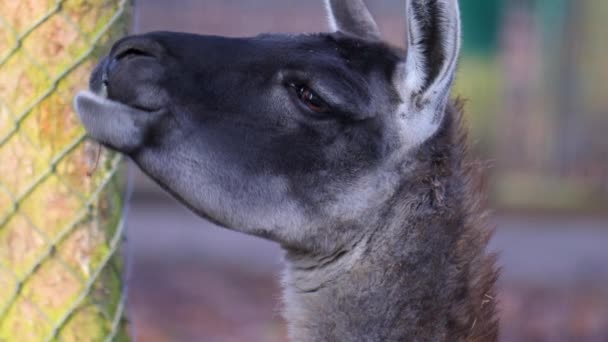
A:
324;0;381;40
395;0;461;147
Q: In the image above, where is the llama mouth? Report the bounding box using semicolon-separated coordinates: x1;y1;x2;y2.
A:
74;90;164;153
101;79;163;113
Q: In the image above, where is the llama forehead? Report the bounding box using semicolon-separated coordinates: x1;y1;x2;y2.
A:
151;31;403;86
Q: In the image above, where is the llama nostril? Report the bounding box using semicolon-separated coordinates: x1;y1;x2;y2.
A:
105;41;159;79
113;47;155;62
111;36;162;63
105;36;164;78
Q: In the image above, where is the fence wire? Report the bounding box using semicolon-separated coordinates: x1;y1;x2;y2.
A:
0;1;131;341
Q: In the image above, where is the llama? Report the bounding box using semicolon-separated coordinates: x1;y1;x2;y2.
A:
75;0;498;340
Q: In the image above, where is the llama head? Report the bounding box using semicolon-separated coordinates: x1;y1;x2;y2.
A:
75;0;461;253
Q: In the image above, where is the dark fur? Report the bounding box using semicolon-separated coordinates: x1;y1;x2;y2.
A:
75;1;499;340
412;99;499;341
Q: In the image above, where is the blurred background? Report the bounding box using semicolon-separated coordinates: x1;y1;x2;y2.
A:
121;0;606;341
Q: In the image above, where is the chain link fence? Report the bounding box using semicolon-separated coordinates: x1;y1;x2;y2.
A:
0;0;131;340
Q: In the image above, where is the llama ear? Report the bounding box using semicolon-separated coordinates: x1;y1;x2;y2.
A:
395;0;461;147
324;0;381;40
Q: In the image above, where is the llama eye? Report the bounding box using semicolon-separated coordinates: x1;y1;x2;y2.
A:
291;84;330;113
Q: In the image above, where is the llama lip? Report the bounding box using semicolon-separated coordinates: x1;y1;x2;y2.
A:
94;76;163;113
80;87;161;114
75;90;164;153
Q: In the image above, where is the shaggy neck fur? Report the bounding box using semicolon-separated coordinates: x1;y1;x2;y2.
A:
282;102;498;342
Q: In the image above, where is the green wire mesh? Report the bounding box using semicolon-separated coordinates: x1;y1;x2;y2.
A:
0;1;131;341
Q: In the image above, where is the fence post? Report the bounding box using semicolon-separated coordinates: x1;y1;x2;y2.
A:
0;1;131;341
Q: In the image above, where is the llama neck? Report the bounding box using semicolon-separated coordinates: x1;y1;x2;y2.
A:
281;104;498;341
281;139;498;341
282;207;497;342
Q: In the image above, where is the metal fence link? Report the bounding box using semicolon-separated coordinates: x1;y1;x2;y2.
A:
0;1;131;341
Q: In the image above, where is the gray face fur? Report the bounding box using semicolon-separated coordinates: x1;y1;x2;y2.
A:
75;0;461;255
76;2;501;340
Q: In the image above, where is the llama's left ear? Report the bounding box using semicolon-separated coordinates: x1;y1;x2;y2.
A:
395;0;461;147
324;0;381;40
